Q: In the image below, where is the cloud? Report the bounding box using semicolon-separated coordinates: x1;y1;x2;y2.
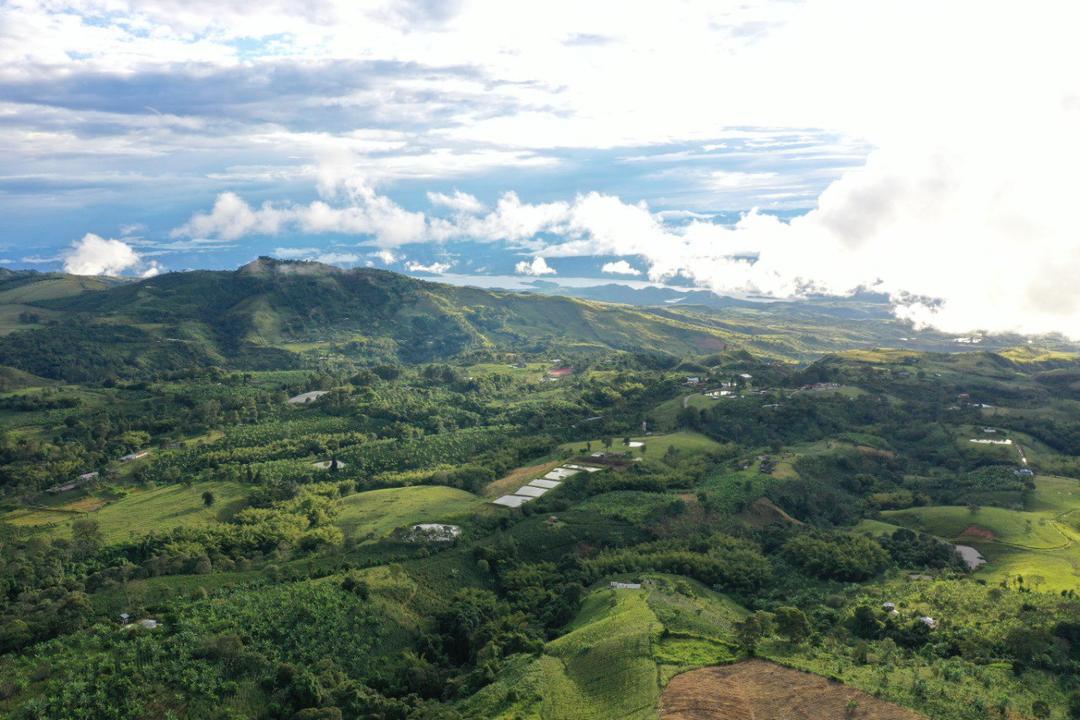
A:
601;260;641;276
515;256;555;276
405;260;453;274
370;249;400;265
63;233;143;275
272;247;360;265
427;189;486;214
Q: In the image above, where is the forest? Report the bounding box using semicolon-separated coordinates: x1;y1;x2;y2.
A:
2;265;1080;719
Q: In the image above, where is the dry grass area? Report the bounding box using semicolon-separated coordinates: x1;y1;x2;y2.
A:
660;660;924;720
738;497;802;528
483;459;564;498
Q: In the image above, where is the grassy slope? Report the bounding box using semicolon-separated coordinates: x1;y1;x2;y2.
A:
460;576;745;719
334;485;486;542
880;475;1080;590
2;480;248;543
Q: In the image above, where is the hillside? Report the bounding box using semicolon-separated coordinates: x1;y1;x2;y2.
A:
0;259;746;380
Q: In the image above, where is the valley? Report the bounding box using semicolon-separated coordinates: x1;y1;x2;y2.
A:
1;263;1080;719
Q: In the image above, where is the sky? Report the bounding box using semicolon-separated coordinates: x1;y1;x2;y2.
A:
2;1;1080;337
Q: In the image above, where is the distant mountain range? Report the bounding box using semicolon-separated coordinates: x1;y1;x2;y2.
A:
0;259;1067;383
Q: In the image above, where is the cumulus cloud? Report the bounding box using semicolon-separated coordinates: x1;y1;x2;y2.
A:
370;249;400;265
405;260;453;274
515;256;555;276
63;233;151;276
601;260;641;276
427;189;486;214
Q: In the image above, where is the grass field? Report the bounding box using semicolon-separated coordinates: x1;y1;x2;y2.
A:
560;431;723;465
460;575;746;719
334;485;485;542
880;475;1080;590
1;480;249;543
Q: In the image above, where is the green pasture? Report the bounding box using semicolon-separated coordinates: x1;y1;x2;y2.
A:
334;485;485;542
1;480;249;543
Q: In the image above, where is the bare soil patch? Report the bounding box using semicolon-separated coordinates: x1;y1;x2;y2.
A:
660;659;924;720
961;525;996;540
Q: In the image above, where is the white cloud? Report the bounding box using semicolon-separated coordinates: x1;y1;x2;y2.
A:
173;192;286;241
427;189;486;214
370;249;400;265
601;260;641;276
272;247;360;266
405;260;453;274
63;233;142;275
515;256;555;276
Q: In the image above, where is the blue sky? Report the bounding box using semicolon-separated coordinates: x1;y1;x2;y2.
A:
1;1;1078;337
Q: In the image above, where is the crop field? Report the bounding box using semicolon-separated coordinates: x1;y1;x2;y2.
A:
660;659;924;720
334;485;485;542
2;480;249;542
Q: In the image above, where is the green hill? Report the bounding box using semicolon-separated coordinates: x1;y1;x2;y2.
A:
0;259;744;380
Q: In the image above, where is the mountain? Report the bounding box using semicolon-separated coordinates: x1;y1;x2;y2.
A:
0;258;1070;383
0;259;740;381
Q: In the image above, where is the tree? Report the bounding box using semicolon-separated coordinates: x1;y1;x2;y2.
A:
202;490;215;507
774;606;810;644
1032;700;1051;719
850;605;883;640
602;437;613;450
71;518;103;561
734;611;774;656
1069;692;1080;720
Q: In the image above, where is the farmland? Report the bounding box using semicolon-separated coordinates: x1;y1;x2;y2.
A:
2;264;1080;719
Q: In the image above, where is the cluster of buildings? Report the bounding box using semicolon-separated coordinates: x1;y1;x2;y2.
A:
46;471;98;495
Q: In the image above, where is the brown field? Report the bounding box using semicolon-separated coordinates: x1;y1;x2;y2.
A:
660;660;924;720
961;525;996;540
484;459;564;498
739;497;802;528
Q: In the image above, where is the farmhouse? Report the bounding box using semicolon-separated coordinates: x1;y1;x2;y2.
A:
120;450;150;462
918;616;937;629
969;438;1012;445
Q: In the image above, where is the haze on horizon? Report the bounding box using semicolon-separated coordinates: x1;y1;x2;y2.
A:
2;1;1079;337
